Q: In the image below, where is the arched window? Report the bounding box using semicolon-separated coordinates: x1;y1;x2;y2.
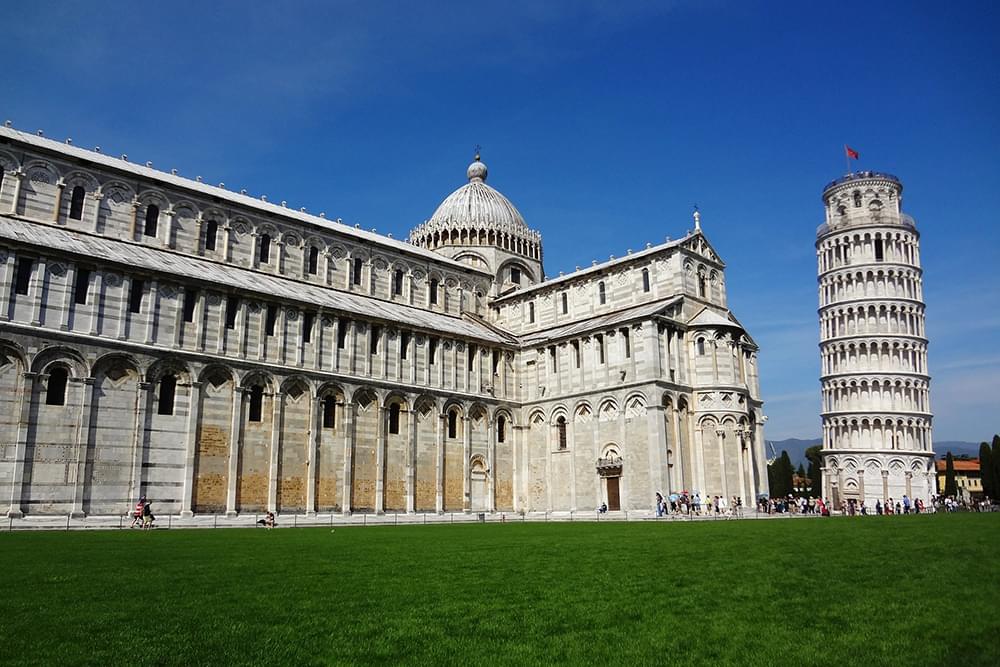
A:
448;409;459;439
393;269;404;295
157;374;177;415
698;274;707;298
642;268;650;293
556;416;567;450
697;338;706;356
259;234;271;263
69;186;86;220
598;281;606;305
352;257;363;285
429;278;439;305
308;246;319;275
204;219;218;251
388;403;401;435
45;367;68;406
561;292;568;315
853;191;862;208
510;267;521;284
322;395;337;428
248;385;264;422
497;415;506;443
529;302;535;323
143;204;159;237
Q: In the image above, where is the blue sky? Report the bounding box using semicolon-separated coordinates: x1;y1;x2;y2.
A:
2;1;998;441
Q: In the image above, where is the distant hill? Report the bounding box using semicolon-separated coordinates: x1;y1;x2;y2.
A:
767;438;821;467
768;438;983;466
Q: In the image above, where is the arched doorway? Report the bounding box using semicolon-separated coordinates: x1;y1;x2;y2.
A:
597;444;623;511
470;455;489;511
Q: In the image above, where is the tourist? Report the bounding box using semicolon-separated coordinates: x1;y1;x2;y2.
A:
597;502;607;514
142;500;154;530
902;495;911;514
895;501;902;515
655;492;664;517
131;495;146;528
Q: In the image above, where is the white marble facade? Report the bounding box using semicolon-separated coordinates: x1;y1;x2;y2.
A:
0;127;765;517
817;172;935;504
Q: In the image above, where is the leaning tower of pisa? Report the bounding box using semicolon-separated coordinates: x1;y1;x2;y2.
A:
816;171;934;507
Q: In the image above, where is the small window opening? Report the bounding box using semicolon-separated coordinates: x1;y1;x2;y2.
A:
448;409;458;439
302;311;314;343
874;238;884;262
492;350;500;375
510;267;521;284
248;385;264;422
853;191;862;208
45;367;68;406
322;396;336;428
388;403;401;435
143;204;159;237
129;279;144;313
468;344;476;371
549;345;557;371
259;234;271;263
69;186;85;220
74;268;91;305
370;324;381;355
352;257;363;285
697;338;706;356
621;327;631;358
561;292;568;315
698;274;706;298
497;415;506;443
642;268;650;293
157;374;177;415
183;289;197;323
204;219;218;251
14;259;33;295
429;278;439;305
401;332;410;360
308;246;319;275
225;296;239;329
573;340;581;368
429;337;438;364
557;416;567;450
529;302;535;323
337;319;349;349
596;334;605;364
265;305;277;336
598;281;606;305
393;269;404;295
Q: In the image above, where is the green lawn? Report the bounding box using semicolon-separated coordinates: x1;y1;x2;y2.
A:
1;515;997;666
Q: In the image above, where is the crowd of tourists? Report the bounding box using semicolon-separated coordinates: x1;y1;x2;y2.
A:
649;491;955;518
933;495;995;512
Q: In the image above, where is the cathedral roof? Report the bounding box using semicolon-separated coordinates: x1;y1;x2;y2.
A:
687;307;741;329
0;125;490;277
520;296;682;346
0;216;510;344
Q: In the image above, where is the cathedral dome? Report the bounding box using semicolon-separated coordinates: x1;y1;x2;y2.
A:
428;156;528;232
409;155;542;261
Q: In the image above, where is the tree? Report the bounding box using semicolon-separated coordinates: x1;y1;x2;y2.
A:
805;445;823;497
779;451;794;497
943;451;957;497
992;435;1000;500
979;442;995;500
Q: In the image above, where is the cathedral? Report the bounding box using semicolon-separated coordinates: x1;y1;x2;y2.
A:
0;123;765;519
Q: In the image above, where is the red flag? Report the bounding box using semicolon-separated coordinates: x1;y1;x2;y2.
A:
845;145;860;160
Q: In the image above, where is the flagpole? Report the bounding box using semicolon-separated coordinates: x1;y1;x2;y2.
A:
844;144;851;176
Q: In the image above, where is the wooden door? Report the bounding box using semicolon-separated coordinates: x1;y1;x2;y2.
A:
607;477;620;511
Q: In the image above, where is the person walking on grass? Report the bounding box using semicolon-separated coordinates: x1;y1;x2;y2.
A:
141;500;154;530
131;495;146;528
